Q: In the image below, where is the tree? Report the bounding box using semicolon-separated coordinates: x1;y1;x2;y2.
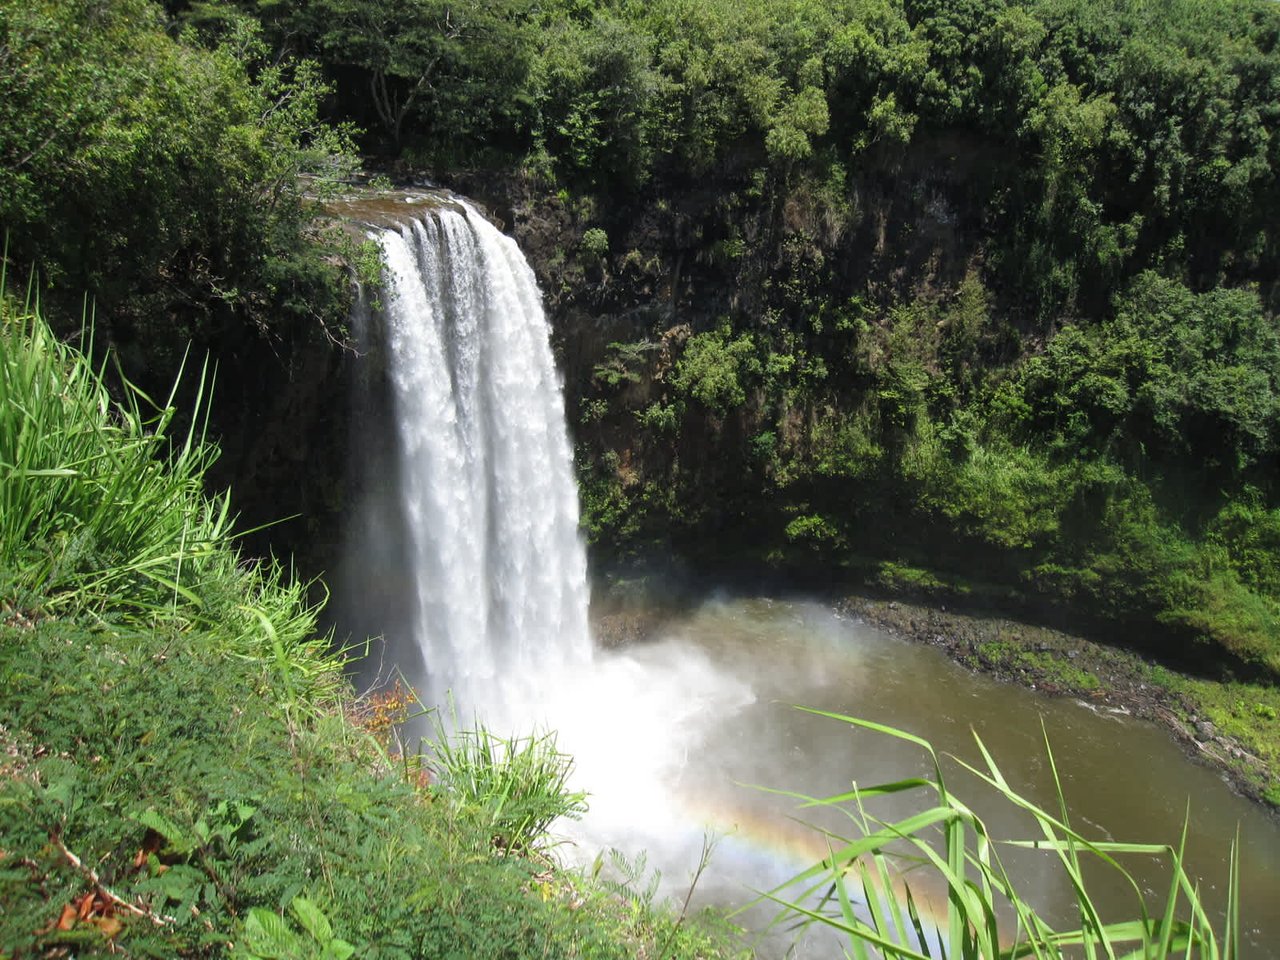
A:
276;0;536;150
0;0;355;350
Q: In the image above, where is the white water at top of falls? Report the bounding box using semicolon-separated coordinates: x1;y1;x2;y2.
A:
369;200;591;713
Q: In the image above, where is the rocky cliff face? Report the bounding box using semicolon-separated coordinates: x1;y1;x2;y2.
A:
202;311;362;586
446;140;1002;573
218;142;998;589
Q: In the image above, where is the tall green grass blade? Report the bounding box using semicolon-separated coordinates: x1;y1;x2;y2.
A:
904;884;939;959
842;856;874;960
876;848;915;950
0;287;336;712
758;889;937;960
792;707;952;800
761;711;1241;960
1225;827;1239;960
427;709;588;854
856;857;890;941
797;778;938;807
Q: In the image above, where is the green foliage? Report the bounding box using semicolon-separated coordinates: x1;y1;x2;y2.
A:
15;0;1279;374
576;267;1280;676
240;0;537;154
765;85;830;162
534;10;661;185
1208;490;1280;597
428;715;588;854
809;408;885;480
1011;275;1280;475
755;711;1241;959
221;0;1280;321
236;897;356;960
580;226;610;259
970;637;1102;692
594;848;662;911
593;339;659;389
0;298;219;616
0;0;357;349
784;512;845;548
351;237;385;293
673;325;760;414
873;560;953;595
636;401;683;434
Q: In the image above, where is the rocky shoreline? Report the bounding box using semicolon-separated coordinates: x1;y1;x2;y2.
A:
837;595;1279;813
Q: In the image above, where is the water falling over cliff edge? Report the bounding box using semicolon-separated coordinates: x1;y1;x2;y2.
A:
334;195;591;715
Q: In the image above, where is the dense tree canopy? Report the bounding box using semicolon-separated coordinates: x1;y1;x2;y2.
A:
145;0;1279;320
1;0;355;354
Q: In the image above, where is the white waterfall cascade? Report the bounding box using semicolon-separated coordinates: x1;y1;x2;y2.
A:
355;199;769;927
371;200;592;713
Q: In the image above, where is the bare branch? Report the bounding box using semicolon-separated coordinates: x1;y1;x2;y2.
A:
51;832;175;927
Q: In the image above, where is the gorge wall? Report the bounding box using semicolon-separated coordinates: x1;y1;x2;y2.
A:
210;137;1278;679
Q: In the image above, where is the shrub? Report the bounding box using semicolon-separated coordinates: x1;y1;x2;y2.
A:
581;227;610;259
673;325;760;414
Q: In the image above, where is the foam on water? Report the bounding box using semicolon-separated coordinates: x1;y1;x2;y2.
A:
365;200;590;713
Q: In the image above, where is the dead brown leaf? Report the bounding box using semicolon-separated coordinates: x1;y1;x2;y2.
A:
54;902;78;931
132;828;164;870
75;891;97;922
90;914;124;939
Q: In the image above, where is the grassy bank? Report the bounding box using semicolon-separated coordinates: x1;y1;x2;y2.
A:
0;297;740;958
841;593;1280;809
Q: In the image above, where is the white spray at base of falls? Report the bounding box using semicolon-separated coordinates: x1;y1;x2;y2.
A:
359;199;753;871
371;201;591;713
358;199;753;885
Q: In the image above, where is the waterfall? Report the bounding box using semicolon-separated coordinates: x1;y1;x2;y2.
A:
346;198;591;713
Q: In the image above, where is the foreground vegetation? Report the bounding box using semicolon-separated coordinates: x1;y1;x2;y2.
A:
0;297;738;958
759;711;1241;959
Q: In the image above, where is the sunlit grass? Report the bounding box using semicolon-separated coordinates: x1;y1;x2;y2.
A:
752;709;1240;960
428;709;589;854
0;286;341;713
0;290;219;615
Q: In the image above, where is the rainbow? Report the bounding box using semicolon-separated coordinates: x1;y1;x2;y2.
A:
679;787;952;956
